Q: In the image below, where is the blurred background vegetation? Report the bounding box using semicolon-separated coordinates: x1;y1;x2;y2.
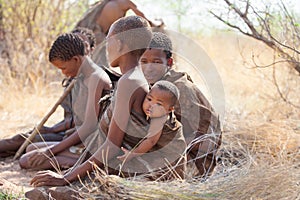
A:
0;0;90;93
0;0;299;92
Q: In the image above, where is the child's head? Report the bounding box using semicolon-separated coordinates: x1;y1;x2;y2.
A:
49;33;85;77
106;15;152;67
140;32;173;85
142;80;179;118
72;27;96;55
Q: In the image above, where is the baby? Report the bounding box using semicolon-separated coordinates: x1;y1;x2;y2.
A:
118;80;181;162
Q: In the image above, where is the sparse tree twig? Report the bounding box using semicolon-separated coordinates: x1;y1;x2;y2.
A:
210;0;300;74
251;56;299;69
272;64;300;109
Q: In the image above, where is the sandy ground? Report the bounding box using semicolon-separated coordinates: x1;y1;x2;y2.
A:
0;86;63;195
0;157;35;194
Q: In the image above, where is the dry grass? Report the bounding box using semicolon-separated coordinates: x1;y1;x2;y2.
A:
67;32;300;199
1;31;299;199
75;120;299;199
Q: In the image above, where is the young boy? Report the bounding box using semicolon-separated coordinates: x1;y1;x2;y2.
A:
140;32;222;178
19;33;112;170
0;27;97;158
117;80;186;179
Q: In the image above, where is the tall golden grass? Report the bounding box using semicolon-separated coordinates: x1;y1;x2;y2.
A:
0;1;299;199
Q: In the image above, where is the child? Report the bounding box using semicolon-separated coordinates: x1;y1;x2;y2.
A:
19;33;112;170
117;80;181;160
0;27;97;158
117;80;186;180
140;32;222;178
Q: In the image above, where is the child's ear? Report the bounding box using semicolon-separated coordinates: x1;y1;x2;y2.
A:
73;55;81;62
72;55;83;66
167;58;173;67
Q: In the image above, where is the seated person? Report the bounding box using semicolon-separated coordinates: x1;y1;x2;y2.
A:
0;27;97;158
140;32;222;178
19;33;112;170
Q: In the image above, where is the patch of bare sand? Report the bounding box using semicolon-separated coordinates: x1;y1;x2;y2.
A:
0;83;64;195
0;157;35;194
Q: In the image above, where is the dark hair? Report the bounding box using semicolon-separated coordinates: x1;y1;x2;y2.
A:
152;80;179;106
110;16;152;56
149;32;172;59
49;33;85;62
72;27;96;49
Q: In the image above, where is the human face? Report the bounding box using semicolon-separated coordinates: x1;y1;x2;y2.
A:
140;49;169;85
51;57;81;78
142;86;173;118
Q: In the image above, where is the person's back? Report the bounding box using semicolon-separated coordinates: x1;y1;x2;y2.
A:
76;0;156;67
97;0;128;34
76;0;153;43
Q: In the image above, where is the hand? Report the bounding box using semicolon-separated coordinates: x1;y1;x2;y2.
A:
30;170;67;187
117;147;133;162
27;147;52;168
149;19;164;28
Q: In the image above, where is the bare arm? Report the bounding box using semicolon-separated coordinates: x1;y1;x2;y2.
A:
63;119;124;183
118;129;162;162
41;118;73;134
27;74;107;168
127;1;146;17
50;74;103;154
118;115;167;161
65;77;142;181
30;73;147;186
123;0;154;26
134;130;162;153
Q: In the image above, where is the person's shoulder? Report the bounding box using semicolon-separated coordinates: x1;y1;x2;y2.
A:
89;66;111;86
167;69;209;100
167;70;194;89
121;67;145;81
118;72;147;89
